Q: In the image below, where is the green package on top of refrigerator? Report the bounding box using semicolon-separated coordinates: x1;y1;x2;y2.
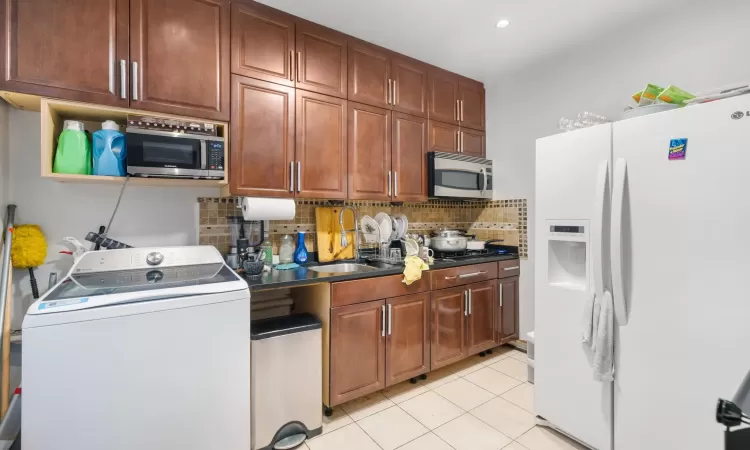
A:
657;85;695;105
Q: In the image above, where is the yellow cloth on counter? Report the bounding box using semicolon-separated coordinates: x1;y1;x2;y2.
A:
403;255;429;285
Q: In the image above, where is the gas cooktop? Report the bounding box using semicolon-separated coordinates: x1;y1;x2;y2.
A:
432;249;517;262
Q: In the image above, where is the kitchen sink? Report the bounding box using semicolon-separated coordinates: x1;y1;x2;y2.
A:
308;263;380;274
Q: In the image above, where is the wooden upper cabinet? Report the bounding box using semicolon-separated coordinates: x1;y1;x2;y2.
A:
348;102;391;201
330;301;386;406
459;78;485;131
386;293;430;386
428;68;459;125
467;280;497;355
392;112;427;202
430;286;467;370
295;91;348;199
0;0;130;106
130;0;230;121
498;276;520;342
348;40;390;109
230;75;294;198
461;128;486;158
231;0;294;86
428;120;459;154
391;56;427;117
295;21;347;98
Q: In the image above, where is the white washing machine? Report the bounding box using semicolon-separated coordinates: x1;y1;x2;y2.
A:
22;246;250;450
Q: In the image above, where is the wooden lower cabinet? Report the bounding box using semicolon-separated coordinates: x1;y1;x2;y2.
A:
467;280;497;355
497;276;520;343
386;293;430;386
330;301;385;406
430;285;467;370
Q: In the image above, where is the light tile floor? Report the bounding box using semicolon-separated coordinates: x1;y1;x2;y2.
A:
299;345;590;450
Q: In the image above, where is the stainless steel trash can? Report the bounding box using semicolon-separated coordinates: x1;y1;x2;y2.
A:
252;313;322;450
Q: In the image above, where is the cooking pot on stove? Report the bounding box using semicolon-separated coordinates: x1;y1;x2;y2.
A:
430;229;468;252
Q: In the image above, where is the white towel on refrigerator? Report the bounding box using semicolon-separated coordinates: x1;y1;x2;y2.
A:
592;290;614;382
581;291;601;350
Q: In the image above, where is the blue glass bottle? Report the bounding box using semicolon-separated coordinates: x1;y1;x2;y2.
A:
293;231;309;264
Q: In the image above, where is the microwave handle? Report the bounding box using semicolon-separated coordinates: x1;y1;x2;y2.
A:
479;167;487;196
200;141;207;170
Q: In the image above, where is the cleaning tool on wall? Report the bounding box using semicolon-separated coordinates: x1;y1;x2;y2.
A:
11;225;47;300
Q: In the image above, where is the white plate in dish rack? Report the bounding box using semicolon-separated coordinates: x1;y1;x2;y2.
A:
373;213;393;244
393;214;409;240
360;216;381;244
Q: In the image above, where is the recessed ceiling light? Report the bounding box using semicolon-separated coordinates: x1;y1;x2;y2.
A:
496;19;510;28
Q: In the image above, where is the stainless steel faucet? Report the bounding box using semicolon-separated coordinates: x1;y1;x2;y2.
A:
339;205;359;261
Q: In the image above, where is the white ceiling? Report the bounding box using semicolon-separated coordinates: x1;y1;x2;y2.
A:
258;0;693;82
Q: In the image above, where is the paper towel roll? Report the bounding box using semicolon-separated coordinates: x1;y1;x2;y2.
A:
240;197;296;221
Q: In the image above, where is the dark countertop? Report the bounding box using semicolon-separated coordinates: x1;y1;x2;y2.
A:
243;254;519;292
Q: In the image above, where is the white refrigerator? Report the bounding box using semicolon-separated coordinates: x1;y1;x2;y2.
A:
535;94;750;450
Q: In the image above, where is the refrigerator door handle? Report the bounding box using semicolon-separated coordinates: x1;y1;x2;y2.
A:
592;160;609;299
611;157;628;326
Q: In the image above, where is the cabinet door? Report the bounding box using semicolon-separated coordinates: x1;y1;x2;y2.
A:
296;91;348;199
428;68;459;125
497;276;520;342
386;293;430;386
428;120;459;154
130;0;230;120
0;0;129;106
330;301;386;406
391;56;427;117
348;102;391;201
467;280;497;355
461;128;486;158
295;21;347;98
229;75;294;198
430;286;467;370
459;78;485;131
392;112;427;202
231;0;294;86
348;40;390;109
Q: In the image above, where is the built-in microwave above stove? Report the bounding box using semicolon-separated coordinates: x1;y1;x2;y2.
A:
126;115;224;180
428;152;493;200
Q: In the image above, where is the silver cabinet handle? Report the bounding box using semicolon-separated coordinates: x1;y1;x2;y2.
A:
458;270;488;279
461;100;464;121
296;52;301;82
381;305;386;337
499;283;503;307
119;60;127;99
289;51;294;82
392;79;396;105
394;172;398;197
460;131;463;153
289;161;294;192
387;79;391;105
132;61;139;100
297;161;301;193
468;289;472;315
456;99;460;121
455;131;459;153
387;304;392;335
388;171;392;197
503;266;520;271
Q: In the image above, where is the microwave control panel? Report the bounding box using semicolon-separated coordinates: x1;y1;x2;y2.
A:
208;141;224;171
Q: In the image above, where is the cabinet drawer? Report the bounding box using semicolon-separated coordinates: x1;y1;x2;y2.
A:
430;263;498;290
332;274;430;307
497;259;520;278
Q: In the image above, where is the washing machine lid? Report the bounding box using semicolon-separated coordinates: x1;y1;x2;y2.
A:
28;246;248;315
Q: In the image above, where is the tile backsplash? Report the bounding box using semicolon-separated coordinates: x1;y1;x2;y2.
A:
199;198;528;259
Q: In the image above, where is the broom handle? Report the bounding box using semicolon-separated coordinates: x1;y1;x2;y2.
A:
1;265;12;419
0;205;16;416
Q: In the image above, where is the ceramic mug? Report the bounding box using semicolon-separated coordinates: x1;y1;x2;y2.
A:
419;246;434;261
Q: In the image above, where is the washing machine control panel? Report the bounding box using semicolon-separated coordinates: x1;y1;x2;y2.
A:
73;246;225;273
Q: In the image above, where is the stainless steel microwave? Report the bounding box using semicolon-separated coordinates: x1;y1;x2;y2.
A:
126;128;225;180
428;152;493;200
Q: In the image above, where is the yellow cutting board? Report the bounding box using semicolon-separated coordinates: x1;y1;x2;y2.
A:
315;207;355;262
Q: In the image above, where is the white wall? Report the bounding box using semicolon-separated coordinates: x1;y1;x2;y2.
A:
6;109;220;327
486;0;750;336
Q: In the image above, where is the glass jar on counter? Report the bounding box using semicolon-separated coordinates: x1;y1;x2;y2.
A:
278;234;294;264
